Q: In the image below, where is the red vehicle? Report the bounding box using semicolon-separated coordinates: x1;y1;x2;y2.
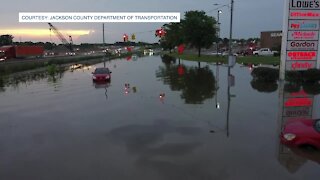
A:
280;118;320;150
92;67;112;82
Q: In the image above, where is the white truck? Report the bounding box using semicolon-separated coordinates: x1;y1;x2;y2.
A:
253;48;278;56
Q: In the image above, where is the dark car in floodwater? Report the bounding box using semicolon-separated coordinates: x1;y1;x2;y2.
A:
92;67;111;82
281;119;320;150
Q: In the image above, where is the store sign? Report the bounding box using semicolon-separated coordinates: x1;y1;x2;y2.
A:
290;10;320;19
286;61;316;70
271;32;282;37
290;0;320;10
289;20;319;30
287;51;317;60
287;40;318;50
281;0;320;78
288;30;319;40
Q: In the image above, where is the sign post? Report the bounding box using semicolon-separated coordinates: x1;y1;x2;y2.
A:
280;0;320;80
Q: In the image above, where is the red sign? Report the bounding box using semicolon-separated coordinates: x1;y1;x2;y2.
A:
286;61;316;70
290;10;320;19
288;31;319;40
287;51;317;60
284;98;313;107
178;44;185;54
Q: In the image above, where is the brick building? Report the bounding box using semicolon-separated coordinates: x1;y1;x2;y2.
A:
260;31;282;50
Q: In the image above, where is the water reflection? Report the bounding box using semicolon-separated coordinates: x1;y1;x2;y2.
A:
278;80;320;172
0;69;65;92
106;119;206;179
0;64;100;93
93;80;111;100
157;55;216;104
250;67;279;93
0;77;5;92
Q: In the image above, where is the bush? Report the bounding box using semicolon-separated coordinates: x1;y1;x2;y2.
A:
251;80;278;93
251;67;279;82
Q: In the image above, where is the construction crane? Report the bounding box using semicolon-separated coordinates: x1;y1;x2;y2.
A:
48;23;73;52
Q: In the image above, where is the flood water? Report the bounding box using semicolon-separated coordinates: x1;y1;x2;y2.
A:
0;55;319;180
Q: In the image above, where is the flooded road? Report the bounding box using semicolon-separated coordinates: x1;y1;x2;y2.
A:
0;55;319;180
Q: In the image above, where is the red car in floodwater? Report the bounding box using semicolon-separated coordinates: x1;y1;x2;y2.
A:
280;119;320;150
92;67;111;82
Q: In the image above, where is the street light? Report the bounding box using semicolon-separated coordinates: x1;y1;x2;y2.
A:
213;1;235;66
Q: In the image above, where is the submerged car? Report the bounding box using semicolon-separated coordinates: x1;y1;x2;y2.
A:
92;67;111;82
280;118;320;150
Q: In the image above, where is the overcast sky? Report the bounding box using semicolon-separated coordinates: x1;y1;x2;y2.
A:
0;0;284;44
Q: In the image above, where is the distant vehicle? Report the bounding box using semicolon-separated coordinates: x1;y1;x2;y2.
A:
0;45;44;60
280;118;320;150
92;67;112;82
253;48;278;56
210;52;222;56
221;51;238;56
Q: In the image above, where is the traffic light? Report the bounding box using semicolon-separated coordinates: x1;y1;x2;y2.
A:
123;34;129;42
131;34;136;40
155;28;166;37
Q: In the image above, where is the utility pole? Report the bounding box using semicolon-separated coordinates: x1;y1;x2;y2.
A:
216;10;222;54
103;23;106;67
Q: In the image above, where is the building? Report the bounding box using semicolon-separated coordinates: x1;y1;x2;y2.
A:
260;31;282;50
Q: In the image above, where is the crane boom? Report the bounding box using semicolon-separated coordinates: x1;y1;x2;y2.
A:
48;23;73;52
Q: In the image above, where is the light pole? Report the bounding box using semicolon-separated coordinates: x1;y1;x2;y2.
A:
216;10;222;54
228;0;234;57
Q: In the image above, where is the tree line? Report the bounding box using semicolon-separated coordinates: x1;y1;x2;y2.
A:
160;10;260;57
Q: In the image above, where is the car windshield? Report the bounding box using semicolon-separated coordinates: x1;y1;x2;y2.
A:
94;68;110;74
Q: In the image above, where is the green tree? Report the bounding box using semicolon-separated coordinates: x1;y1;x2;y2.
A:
161;22;184;53
0;34;14;46
183;11;217;57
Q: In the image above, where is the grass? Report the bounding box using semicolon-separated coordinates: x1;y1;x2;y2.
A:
166;52;280;65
